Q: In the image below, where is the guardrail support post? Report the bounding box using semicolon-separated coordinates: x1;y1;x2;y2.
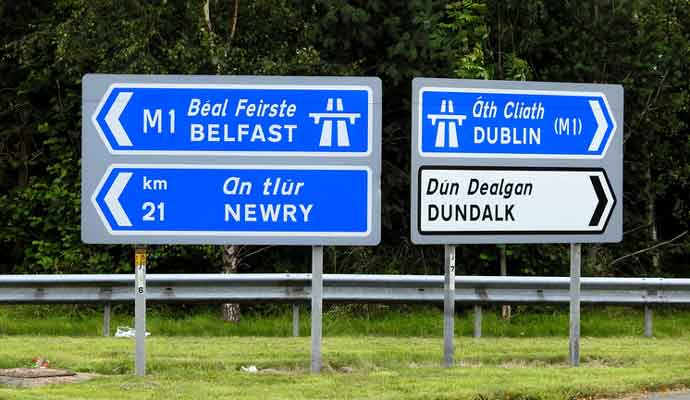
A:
473;305;482;339
134;246;147;376
311;246;324;373
500;245;511;320
569;243;581;367
644;305;653;337
293;304;300;337
103;302;111;337
443;245;456;368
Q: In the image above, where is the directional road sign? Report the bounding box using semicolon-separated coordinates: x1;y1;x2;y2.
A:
418;167;615;235
92;84;373;155
82;74;381;245
92;164;371;237
411;78;623;244
418;88;616;158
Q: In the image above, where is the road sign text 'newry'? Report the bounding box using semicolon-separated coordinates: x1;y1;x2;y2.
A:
82;75;381;245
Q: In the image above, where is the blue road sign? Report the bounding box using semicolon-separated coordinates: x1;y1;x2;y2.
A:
91;165;371;236
83;75;381;245
92;84;372;155
418;88;616;158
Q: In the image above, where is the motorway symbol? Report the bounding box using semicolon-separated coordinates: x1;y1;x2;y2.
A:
418;87;616;158
411;78;623;244
310;97;360;147
91;84;372;155
418;167;616;235
92;164;371;236
82;74;381;245
428;99;466;148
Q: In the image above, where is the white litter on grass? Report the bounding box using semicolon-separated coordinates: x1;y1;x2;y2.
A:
240;365;258;373
114;326;151;338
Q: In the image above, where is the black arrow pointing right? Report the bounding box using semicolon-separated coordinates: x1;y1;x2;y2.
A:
589;175;607;227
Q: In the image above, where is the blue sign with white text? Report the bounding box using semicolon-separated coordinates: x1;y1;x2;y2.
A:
93;166;370;234
419;89;616;157
93;85;371;154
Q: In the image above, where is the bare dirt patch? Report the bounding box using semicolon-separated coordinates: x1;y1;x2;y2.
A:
0;368;99;388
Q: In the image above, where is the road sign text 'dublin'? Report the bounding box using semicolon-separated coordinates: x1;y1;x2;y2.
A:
419;88;616;158
411;78;623;244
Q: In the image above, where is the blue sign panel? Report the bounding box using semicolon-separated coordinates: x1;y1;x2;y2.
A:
92;165;370;235
92;84;371;155
419;88;616;158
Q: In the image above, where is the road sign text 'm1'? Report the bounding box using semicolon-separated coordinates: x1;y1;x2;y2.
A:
411;78;623;244
92;84;373;156
81;74;382;245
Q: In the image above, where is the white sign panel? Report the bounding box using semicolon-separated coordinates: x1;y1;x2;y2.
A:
418;167;615;235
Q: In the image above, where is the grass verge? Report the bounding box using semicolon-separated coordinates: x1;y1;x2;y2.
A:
3;305;690;338
1;336;690;399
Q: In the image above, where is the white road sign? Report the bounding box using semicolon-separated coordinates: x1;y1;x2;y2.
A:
418;167;616;235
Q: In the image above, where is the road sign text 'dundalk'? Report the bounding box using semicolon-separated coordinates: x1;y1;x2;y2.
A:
411;78;623;244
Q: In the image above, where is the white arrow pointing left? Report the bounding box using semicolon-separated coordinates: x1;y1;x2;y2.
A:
104;172;133;227
105;92;133;147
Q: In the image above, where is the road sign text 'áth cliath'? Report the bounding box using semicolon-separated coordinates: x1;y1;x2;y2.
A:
418;87;616;158
411;78;623;244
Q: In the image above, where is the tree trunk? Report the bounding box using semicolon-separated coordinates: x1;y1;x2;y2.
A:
646;160;660;272
586;245;598;273
221;245;241;323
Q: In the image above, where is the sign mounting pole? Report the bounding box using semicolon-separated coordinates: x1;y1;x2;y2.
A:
443;245;456;368
569;243;581;367
311;245;324;373
134;245;147;376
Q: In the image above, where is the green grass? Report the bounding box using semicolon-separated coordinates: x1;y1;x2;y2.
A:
1;336;690;399
2;306;690;399
3;304;690;338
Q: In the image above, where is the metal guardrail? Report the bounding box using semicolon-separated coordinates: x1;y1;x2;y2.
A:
1;273;689;305
2;273;686;339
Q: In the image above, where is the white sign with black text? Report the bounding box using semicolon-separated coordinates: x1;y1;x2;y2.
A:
418;166;615;235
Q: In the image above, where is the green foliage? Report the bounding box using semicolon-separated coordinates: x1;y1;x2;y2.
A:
433;1;492;79
5;304;690;338
0;0;688;276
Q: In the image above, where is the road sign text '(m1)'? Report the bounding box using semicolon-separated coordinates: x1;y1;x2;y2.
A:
418;87;617;158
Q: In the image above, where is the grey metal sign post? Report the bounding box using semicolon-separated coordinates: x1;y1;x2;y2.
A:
311;246;323;372
411;78;623;367
134;246;147;376
569;243;581;366
81;74;382;375
443;245;456;367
